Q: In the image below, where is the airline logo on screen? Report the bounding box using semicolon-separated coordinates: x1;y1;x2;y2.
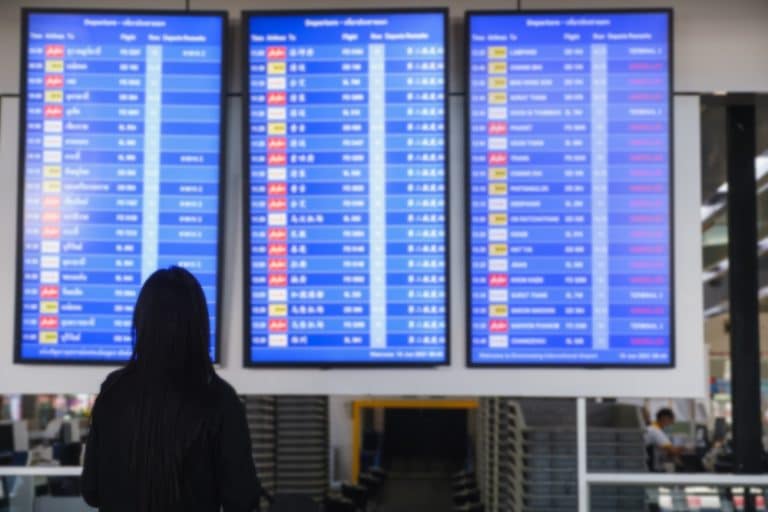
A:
37;44;65;345
265;46;289;349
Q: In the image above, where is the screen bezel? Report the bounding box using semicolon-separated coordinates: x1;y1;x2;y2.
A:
463;8;676;369
241;8;451;368
13;8;229;365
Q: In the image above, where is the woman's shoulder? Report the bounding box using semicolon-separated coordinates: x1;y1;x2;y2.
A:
208;374;242;406
97;367;133;396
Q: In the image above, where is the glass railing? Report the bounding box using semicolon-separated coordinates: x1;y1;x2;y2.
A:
590;476;768;511
0;466;90;511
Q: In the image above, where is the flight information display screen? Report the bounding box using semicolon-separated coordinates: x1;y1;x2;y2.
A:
16;10;226;363
245;10;448;365
467;11;673;366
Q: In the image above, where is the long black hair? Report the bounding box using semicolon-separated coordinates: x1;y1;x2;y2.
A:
126;266;215;511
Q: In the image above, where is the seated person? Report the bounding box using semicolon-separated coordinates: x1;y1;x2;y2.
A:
645;408;684;471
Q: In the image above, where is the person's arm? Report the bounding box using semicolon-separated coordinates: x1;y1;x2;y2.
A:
652;428;684;458
81;403;100;507
216;393;261;512
660;443;685;457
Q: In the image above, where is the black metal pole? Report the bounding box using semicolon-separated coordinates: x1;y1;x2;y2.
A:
725;103;762;502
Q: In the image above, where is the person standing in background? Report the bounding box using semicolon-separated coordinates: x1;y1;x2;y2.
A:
82;267;261;511
645;408;685;471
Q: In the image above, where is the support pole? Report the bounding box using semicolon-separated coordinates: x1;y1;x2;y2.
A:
726;103;761;511
577;397;588;512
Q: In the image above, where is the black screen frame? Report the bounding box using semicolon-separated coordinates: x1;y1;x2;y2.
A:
14;8;229;365
241;8;451;368
463;8;676;369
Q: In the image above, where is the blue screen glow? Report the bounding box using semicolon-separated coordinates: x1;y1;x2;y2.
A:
467;11;673;366
17;11;225;362
246;11;448;365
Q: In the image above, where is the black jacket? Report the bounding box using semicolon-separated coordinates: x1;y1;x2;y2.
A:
82;369;260;511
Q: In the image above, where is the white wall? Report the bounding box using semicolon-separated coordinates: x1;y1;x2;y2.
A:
0;0;725;397
2;0;767;95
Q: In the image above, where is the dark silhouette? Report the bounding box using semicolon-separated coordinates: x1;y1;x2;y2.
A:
82;266;260;511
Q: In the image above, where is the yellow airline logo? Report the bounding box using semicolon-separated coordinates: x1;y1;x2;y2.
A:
267;123;286;135
489;243;508;256
489;304;508;317
43;181;61;193
489;167;508;180
488;92;507;104
488;46;508;59
267;62;286;74
269;304;288;316
40;301;59;314
45;60;64;72
43;165;62;178
489;183;508;195
489;62;507;75
488;77;507;89
39;331;58;344
489;213;508;225
44;90;63;103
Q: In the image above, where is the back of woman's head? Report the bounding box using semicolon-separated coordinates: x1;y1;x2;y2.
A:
125;266;215;511
130;266;212;388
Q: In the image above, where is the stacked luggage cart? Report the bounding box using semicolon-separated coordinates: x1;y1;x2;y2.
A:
244;396;278;496
244;396;330;504
475;398;647;512
274;396;330;500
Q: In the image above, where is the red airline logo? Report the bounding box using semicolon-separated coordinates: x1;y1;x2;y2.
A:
44;75;64;88
487;152;507;165
488;274;508;287
268;244;287;256
42;226;60;239
267;137;287;150
44;105;63;119
268;259;287;271
489;319;509;332
40;285;59;299
39;316;59;329
267;92;286;105
268;318;288;332
487;122;507;135
267;228;287;241
267;183;287;196
45;45;65;58
268;274;287;287
267;153;286;166
266;46;287;60
43;196;61;208
268;198;287;211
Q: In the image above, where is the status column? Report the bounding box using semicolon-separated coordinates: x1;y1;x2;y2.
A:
141;45;162;281
368;44;387;349
590;43;609;350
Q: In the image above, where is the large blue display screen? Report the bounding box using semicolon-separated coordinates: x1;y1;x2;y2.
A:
16;11;225;363
467;11;673;366
245;11;448;365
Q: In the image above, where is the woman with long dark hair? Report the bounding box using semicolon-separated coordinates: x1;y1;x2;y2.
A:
82;266;260;511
